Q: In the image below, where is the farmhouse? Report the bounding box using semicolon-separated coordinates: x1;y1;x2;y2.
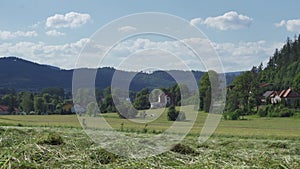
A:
262;88;300;105
150;93;173;109
0;105;19;115
0;105;9;115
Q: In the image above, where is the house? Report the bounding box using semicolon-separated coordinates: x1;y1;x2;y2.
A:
0;105;9;115
278;88;300;105
0;105;20;115
263;88;300;105
261;91;274;103
150;93;173;109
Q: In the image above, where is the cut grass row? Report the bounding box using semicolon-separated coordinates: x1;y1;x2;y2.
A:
0;127;299;168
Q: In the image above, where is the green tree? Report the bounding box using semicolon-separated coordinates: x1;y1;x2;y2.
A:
86;102;100;116
41;87;65;98
20;92;34;113
169;84;181;106
199;72;210;111
34;96;45;114
149;89;163;103
226;90;239;112
133;88;150;110
199;70;218;112
203;87;211;112
74;88;95;107
227;70;261;117
2;94;17;113
293;73;300;93
167;105;179;121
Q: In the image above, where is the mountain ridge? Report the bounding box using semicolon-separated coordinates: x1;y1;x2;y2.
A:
0;56;241;92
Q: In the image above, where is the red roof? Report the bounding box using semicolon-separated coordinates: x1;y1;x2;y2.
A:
0;105;20;112
269;88;300;98
283;88;292;98
0;105;9;112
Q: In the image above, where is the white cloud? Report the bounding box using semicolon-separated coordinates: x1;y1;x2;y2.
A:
190;18;203;26
0;36;283;72
118;26;137;33
46;30;66;36
0;30;38;40
213;41;283;72
275;20;286;27
0;38;90;69
46;12;91;29
190;11;253;30
275;19;300;32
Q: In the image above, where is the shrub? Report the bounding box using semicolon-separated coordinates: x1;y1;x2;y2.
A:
278;108;294;117
223;109;241;120
167;106;178;121
168;106;183;121
258;108;267;117
293;99;300;108
267;105;294;117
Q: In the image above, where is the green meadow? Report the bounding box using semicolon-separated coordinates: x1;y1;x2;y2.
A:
0;106;300;168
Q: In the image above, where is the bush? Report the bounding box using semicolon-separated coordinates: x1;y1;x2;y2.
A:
223;109;241;120
167;106;179;121
266;105;294;117
166;108;186;121
258;108;267;117
278;108;294;117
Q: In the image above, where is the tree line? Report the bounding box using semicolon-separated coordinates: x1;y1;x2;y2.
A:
0;87;72;115
198;35;300;120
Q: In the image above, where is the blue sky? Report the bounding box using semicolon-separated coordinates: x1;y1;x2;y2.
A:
1;0;300;72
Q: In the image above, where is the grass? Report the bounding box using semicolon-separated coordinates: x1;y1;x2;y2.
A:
0;127;299;168
0;106;300;168
0;105;300;138
0;115;81;128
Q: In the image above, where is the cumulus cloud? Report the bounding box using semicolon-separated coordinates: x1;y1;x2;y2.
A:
46;12;91;28
0;36;282;72
275;20;286;27
118;26;137;33
190;11;253;30
0;38;90;69
275;19;300;32
213;41;283;71
46;30;66;36
0;30;38;40
190;18;203;26
102;38;279;72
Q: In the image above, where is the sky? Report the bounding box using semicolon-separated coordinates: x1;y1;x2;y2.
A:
1;0;300;72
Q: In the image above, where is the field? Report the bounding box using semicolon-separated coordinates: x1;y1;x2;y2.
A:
0;106;300;168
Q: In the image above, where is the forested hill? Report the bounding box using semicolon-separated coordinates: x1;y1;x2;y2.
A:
0;56;239;92
258;35;300;91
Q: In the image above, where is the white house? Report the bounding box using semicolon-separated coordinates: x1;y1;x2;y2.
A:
150;93;172;109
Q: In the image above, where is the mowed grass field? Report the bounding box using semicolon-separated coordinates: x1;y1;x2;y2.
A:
0;106;300;168
0;105;300;138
